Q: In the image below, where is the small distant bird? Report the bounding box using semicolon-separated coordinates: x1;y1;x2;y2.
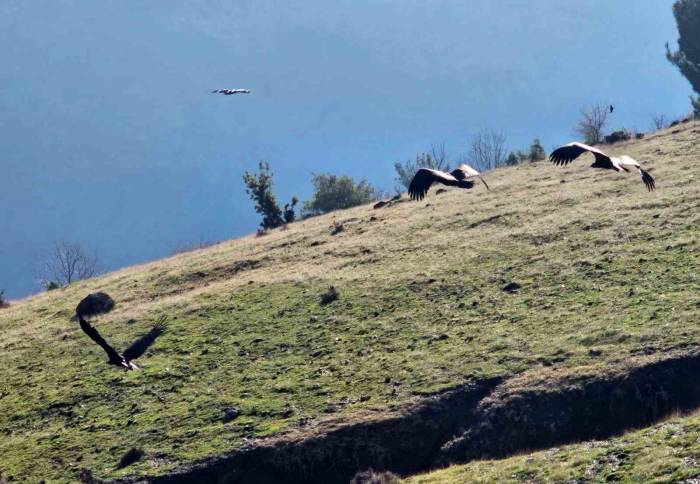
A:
73;293;166;370
610;105;614;113
549;142;655;191
211;89;251;95
408;163;489;201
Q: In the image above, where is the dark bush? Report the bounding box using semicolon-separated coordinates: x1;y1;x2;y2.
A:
528;138;546;161
303;174;375;217
44;281;60;291
283;196;299;224
77;469;102;484
117;448;144;469
604;130;632;144
505;152;520;166
0;290;8;308
330;221;345;235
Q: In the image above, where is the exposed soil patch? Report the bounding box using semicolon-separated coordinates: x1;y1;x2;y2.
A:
120;352;700;484
438;352;700;464
118;379;499;484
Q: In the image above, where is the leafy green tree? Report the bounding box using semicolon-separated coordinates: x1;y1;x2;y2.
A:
528;138;546;162
302;173;375;217
667;0;700;114
243;161;284;230
394;143;450;190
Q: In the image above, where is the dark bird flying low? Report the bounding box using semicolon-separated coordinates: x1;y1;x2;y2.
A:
73;293;166;370
408;163;489;200
549;142;655;191
211;88;251;95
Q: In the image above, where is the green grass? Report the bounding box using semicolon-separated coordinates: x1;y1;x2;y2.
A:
1;124;699;482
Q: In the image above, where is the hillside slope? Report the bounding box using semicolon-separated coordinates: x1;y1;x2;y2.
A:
407;409;700;483
1;124;699;483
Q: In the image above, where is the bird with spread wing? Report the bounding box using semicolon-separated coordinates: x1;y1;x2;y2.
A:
73;293;166;370
549;142;655;191
211;88;251;95
408;163;489;201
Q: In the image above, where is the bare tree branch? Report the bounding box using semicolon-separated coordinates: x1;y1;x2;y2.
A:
42;240;100;287
652;113;669;131
394;143;451;190
575;104;609;145
466;130;507;171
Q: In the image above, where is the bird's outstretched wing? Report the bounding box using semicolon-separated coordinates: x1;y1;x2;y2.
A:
639;168;656;191
78;318;123;365
408;169;455;200
550;142;612;168
123;317;167;361
617;155;656;191
452;164;490;190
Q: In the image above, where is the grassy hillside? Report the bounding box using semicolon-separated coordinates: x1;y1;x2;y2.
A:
406;410;700;483
1;124;699;482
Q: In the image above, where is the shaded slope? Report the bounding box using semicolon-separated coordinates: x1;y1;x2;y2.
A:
0;124;699;482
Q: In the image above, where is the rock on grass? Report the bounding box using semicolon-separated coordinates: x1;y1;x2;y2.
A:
320;286;340;306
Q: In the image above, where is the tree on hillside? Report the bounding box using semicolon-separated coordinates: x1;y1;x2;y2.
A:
575;104;609;145
283;196;299;224
41;240;100;288
243;161;298;230
468;130;507;170
528;138;546;162
0;290;8;308
652;114;669;130
394;143;451;190
667;0;700;115
504;152;520;166
302;173;375;217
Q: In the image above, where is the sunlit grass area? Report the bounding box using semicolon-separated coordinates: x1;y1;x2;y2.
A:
1;124;699;482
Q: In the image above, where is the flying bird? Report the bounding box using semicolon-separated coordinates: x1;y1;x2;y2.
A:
73;293;166;370
549;142;655;191
211;89;251;95
72;292;114;321
408;163;490;200
610;105;614;113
